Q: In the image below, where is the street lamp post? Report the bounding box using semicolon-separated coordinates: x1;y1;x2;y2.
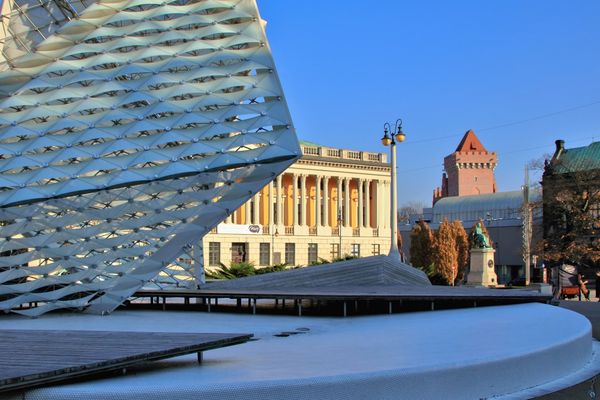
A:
381;119;405;261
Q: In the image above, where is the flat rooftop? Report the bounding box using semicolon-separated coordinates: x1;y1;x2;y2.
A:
2;303;598;399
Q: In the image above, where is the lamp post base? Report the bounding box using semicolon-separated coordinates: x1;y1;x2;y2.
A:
387;248;402;263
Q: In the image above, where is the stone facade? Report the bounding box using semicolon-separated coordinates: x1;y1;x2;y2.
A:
433;130;497;204
204;142;392;269
467;248;498;287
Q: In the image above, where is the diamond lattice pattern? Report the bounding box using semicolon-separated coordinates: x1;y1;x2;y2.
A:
0;0;299;316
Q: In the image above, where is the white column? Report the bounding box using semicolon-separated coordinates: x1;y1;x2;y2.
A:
344;178;350;227
365;180;371;228
383;181;389;229
276;175;282;226
253;193;260;224
292;173;298;226
378;181;386;229
383;181;390;229
337;177;342;227
373;180;381;228
357;179;363;228
323;176;329;227
245;199;251;225
300;174;307;226
268;181;274;226
375;180;383;230
315;175;321;227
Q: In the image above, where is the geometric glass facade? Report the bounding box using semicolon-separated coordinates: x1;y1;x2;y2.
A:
0;0;299;316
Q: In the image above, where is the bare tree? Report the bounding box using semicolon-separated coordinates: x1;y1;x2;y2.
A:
542;159;600;267
398;201;427;224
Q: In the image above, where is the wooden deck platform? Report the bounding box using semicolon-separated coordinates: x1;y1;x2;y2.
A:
0;330;252;393
132;285;553;316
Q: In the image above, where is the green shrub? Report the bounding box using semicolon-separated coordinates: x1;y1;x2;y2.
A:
309;257;331;266
256;263;289;274
332;254;357;262
420;262;447;285
229;261;255;277
206;262;255;280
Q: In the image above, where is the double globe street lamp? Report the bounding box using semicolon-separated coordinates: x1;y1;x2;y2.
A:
381;119;405;261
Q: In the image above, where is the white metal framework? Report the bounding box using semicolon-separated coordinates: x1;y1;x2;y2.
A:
0;0;299;316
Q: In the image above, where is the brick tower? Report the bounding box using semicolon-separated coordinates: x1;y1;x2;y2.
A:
433;130;497;204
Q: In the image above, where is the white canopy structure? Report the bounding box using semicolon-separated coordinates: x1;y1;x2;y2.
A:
0;0;300;316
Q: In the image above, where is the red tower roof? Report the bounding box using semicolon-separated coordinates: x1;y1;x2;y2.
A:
455;129;487;152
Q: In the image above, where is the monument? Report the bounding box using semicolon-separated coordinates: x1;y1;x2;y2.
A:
466;222;498;286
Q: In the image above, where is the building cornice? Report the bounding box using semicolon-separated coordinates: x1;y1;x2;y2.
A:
295;157;391;173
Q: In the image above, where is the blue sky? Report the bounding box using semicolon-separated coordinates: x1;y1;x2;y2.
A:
257;0;600;206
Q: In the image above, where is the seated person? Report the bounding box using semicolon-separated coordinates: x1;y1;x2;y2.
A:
578;273;590;301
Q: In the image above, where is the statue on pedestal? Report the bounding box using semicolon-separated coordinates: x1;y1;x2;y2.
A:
466;222;497;287
470;222;492;249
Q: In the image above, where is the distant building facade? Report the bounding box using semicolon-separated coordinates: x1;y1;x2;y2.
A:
542;139;600;268
402;130;537;285
433;130;497;204
203;142;393;270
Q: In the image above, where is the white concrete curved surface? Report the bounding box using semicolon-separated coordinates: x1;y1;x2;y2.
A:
3;303;598;400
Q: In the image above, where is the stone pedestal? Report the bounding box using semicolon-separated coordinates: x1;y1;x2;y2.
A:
467;248;498;287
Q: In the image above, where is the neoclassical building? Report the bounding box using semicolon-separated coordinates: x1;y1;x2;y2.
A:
204;141;392;269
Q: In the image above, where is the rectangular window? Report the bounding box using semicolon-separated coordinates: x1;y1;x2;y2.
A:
330;243;340;260
308;243;318;264
372;243;380;256
351;243;360;258
259;243;270;266
208;242;220;266
285;243;295;265
231;242;247;263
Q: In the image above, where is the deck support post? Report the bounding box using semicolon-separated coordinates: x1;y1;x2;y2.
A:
343;301;347;317
197;352;203;364
298;300;302;317
388;301;392;314
252;298;256;315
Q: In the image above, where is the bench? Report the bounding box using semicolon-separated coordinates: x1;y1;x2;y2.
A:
560;286;580;299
